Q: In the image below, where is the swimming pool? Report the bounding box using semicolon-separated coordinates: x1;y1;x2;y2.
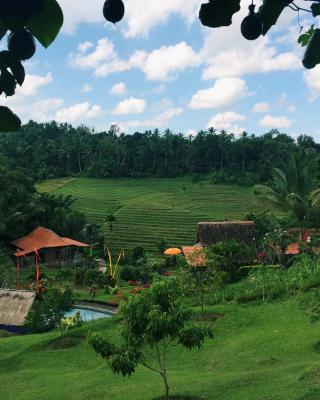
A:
64;307;112;321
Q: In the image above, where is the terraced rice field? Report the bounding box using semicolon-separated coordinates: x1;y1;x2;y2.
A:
37;178;258;253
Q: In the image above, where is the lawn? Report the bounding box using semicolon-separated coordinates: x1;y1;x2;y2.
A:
0;295;319;400
36;178;258;253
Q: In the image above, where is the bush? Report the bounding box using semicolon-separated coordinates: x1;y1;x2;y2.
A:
75;267;86;285
84;269;109;287
26;288;74;333
120;265;139;282
207;254;320;305
131;247;144;264
206;240;255;282
56;268;74;281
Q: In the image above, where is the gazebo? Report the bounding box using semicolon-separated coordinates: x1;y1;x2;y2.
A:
11;227;89;291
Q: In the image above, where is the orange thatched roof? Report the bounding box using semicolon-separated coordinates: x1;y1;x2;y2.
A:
182;246;206;267
12;227;89;257
164;248;182;256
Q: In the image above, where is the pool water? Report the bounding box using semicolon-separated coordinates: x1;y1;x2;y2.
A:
64;307;111;321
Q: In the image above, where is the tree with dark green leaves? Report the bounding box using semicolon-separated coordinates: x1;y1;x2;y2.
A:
87;276;213;400
1;121;315;182
254;150;319;242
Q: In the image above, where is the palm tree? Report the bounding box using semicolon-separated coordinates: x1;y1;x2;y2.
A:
253;151;318;242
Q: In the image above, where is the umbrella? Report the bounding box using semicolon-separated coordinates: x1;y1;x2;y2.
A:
164;248;182;256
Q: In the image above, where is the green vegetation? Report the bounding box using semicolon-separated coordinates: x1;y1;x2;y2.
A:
88;277;213;400
1;293;320;400
37;177;258;252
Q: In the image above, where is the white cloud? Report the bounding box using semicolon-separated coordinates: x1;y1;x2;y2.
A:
68;38;116;70
0;73;54;122
207;111;246;135
260;115;293;129
29;98;64;122
304;66;320;100
17;73;53;97
153;84;166;94
59;0;199;37
189;78;250;110
81;83;93;93
288;105;296;113
252;102;270;113
110;82;127;95
152;98;174;113
78;41;94;52
59;0;104;34
124;0;200;38
68;39;200;81
133;42;200;81
112;97;146;115
199;1;301;80
54;102;103;123
202;42;299;80
119;107;183;130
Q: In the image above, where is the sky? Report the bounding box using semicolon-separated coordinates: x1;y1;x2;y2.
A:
1;0;320;139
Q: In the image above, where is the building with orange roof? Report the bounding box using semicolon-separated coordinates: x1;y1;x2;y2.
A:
11;227;89;266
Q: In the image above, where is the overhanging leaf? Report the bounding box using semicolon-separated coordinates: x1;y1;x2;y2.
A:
298;25;315;48
199;0;241;28
0;51;25;86
26;0;63;48
0;106;21;132
311;3;320;17
302;28;320;69
0;20;6;40
258;0;289;35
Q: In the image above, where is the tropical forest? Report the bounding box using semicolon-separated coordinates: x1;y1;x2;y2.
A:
1;1;320;400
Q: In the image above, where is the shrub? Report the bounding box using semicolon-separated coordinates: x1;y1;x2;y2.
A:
26;288;74;333
75;267;86;285
84;269;109;287
131;247;144;264
120;265;139;282
56;268;74;281
206;240;255;282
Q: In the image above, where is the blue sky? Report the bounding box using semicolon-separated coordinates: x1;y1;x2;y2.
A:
1;0;320;139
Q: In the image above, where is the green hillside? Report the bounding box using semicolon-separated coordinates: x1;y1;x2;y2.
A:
0;296;319;400
36;178;258;252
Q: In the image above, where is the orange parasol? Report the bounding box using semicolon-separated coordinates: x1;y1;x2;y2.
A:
164;248;182;256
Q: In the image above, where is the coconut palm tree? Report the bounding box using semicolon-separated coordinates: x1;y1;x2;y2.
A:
253;150;319;242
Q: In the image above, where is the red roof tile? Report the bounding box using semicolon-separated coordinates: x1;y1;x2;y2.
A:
12;227;89;256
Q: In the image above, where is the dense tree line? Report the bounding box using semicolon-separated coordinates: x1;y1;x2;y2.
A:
0;121;318;183
0;158;87;242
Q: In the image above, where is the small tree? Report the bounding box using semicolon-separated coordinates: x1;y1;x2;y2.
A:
179;260;222;313
87;276;213;400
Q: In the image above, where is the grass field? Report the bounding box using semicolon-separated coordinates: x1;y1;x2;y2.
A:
1;295;319;400
36;178;258;253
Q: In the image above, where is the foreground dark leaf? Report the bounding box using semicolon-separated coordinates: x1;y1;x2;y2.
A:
258;0;288;35
0;106;21;132
26;0;63;48
199;0;241;28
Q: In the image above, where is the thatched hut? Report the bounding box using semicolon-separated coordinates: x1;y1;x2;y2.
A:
196;221;256;247
0;289;36;333
182;221;256;267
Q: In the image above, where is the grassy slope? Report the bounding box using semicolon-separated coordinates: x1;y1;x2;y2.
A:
36;178;257;252
0;297;319;400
